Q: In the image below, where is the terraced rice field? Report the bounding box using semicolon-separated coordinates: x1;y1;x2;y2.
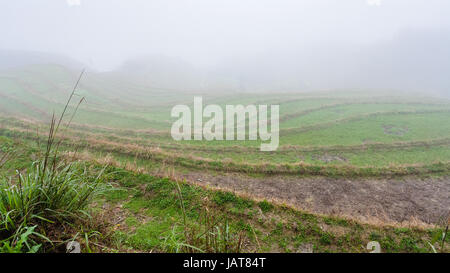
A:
1;89;450;216
0;68;449;252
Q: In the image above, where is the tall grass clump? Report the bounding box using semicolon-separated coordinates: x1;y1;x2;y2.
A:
161;180;243;253
0;70;107;252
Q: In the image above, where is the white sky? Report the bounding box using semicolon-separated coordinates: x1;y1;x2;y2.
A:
1;0;449;70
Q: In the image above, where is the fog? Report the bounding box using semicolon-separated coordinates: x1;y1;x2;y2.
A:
1;0;450;94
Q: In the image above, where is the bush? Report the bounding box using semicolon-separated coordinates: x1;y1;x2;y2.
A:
213;191;238;205
258;200;274;213
0;160;105;251
0;77;107;252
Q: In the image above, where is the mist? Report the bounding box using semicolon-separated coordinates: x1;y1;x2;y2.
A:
1;0;450;95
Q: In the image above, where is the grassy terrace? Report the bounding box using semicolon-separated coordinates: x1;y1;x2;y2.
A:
97;166;449;253
1;119;449;177
1;72;449;253
0;137;448;253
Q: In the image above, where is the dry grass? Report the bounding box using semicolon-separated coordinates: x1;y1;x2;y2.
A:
62;150;439;230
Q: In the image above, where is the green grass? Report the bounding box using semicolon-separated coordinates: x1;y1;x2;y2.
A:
1;73;450;253
2;124;450;177
282;112;450;146
0;85;109;253
280;102;449;128
0;136;448;253
0;143;107;252
98;164;446;253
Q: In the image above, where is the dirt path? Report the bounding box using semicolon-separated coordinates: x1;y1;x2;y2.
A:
181;172;449;226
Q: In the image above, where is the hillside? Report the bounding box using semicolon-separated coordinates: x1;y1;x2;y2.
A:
0;61;449;253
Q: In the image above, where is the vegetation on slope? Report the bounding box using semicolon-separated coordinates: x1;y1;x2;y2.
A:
1;137;448;253
0;76;449;253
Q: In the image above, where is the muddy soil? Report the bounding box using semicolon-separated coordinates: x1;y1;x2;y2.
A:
383;125;409;136
181;172;449;226
311;153;347;163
